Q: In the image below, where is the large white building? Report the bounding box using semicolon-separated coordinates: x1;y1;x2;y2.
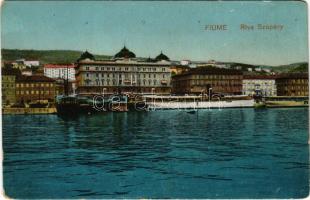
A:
242;75;277;96
75;47;172;95
44;64;76;81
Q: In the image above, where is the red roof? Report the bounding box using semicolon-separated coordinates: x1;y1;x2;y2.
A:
44;64;75;69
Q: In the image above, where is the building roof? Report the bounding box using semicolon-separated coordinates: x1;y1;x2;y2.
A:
243;75;277;80
44;64;75;69
77;51;95;62
17;75;55;82
276;73;308;79
145;57;156;62
155;51;170;61
114;46;136;59
174;67;243;77
76;59;171;67
170;65;190;69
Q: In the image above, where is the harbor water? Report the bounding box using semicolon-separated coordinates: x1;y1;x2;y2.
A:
3;108;309;198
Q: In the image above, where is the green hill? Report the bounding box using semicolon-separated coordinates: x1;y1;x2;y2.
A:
288;62;308;73
1;49;111;64
231;62;308;73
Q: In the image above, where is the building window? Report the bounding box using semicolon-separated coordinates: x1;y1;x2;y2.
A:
163;74;165;78
149;74;151;78
86;73;89;77
154;74;156;78
96;67;99;70
162;68;166;72
86;67;89;70
96;73;99;77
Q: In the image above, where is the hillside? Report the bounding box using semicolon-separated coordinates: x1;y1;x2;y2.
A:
263;62;308;73
1;49;111;64
1;49;308;73
287;62;308;73
230;62;308;73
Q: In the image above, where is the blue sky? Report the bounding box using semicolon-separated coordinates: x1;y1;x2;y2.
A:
1;1;308;66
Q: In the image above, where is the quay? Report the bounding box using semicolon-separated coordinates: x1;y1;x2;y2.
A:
264;96;308;108
2;107;57;115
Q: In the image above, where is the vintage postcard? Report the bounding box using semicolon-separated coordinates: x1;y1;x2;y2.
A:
1;0;309;199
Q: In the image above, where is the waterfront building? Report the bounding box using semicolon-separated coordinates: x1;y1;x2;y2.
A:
2;67;20;105
276;73;308;96
15;75;56;104
75;47;172;95
172;67;243;95
170;65;190;76
242;75;277;96
44;64;76;81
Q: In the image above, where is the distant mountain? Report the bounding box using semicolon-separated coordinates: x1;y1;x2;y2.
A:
1;49;111;64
